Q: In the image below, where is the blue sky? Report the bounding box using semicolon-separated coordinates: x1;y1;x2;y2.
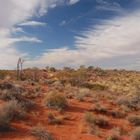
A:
0;0;140;70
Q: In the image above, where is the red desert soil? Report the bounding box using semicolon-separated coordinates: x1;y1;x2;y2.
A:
0;87;135;140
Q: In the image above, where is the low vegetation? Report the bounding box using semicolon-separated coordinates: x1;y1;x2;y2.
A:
132;127;140;140
30;126;54;140
0;67;139;140
44;92;68;109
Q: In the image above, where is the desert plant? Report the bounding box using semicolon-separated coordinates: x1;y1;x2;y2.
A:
44;92;68;109
0;110;11;132
47;112;62;125
132;127;140;140
0;100;25;132
3;100;26;120
110;110;126;118
30;126;54;140
93;104;108;114
84;112;109;127
106;133;120;140
128;115;140;126
84;112;95;125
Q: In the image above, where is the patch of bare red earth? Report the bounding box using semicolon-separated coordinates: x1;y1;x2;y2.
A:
0;92;134;140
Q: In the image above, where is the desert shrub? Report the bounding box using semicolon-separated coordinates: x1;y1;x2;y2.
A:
44;92;68;109
84;112;109;127
106;133;120;140
0;110;11;132
20;98;35;109
128;115;140;126
95;116;109;127
93;104;108;114
117;96;140;110
106;127;122;140
84;112;96;125
0;82;25;93
0;100;26;132
47;112;62;125
0;90;20;101
30;126;54;140
132;127;140;140
3;100;26;120
80;83;107;90
74;88;91;101
110;110;126;118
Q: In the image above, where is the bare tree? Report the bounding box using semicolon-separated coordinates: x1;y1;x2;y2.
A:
17;58;24;80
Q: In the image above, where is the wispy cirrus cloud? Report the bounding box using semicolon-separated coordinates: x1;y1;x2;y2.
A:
96;0;122;12
0;0;80;69
68;0;80;5
26;10;140;70
19;21;46;26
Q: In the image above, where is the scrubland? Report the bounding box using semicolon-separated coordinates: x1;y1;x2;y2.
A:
0;66;139;140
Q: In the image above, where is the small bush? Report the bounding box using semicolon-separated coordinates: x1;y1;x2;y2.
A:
110;110;126;118
95;116;109;127
44;92;68;109
0;90;20;101
30;126;54;140
47;112;62;125
0;110;11;132
106;133;120;140
80;83;107;90
93;104;108;114
132;127;140;140
84;112;95;125
84;112;109;127
0;100;25;132
128;115;140;126
3;100;26;120
74;88;91;101
106;127;121;140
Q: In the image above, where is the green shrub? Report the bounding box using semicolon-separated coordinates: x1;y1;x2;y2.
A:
44;92;68;109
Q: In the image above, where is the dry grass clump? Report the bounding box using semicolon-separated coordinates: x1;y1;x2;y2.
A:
84;112;109;128
128;115;140;126
117;96;140;110
44;91;68;109
47;112;63;125
0;100;26;132
30;126;54;140
93;104;108;114
3;100;26;120
110;109;126;118
0;90;20;101
106;127;122;140
0;110;11;132
74;88;91;101
132;127;140;140
106;133;120;140
80;82;107;90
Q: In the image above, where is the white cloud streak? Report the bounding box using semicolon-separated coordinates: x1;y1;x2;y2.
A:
26;10;140;70
0;0;80;69
19;21;46;26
